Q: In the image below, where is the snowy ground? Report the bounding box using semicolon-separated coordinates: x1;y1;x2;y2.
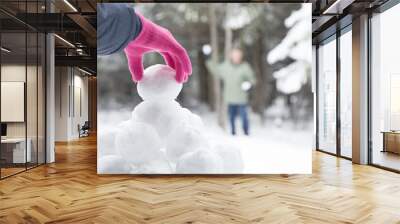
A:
199;111;312;174
98;107;312;174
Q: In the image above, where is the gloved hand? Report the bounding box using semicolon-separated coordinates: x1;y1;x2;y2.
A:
124;12;192;83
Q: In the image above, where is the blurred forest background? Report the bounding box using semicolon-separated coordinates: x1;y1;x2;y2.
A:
98;3;313;130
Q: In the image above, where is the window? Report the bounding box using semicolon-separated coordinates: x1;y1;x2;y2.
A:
370;3;400;171
339;28;352;158
0;1;46;179
318;36;337;154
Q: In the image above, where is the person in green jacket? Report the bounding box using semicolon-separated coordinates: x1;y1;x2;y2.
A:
206;48;256;135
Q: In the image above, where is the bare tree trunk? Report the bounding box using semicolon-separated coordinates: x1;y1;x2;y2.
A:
197;49;209;103
252;34;266;123
209;5;224;128
219;26;233;129
224;27;232;59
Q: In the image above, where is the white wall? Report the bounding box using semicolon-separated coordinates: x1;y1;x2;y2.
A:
1;65;26;133
1;63;47;164
55;67;89;141
55;66;69;141
1;82;25;122
1;65;41;137
70;73;88;138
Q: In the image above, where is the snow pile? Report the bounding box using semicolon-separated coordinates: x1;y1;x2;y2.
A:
98;64;243;174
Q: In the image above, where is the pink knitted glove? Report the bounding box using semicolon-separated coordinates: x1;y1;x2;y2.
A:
124;13;192;83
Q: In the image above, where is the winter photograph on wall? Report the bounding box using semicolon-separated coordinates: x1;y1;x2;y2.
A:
97;3;313;174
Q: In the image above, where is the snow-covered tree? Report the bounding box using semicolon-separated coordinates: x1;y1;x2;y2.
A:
267;4;312;94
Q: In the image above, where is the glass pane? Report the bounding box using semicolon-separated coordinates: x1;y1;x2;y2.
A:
26;0;40;169
340;29;352;158
318;37;337;154
27;31;38;169
1;30;27;177
0;1;46;178
371;4;400;171
38;32;45;165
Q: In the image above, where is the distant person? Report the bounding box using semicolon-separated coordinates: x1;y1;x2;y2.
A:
206;48;256;135
97;3;192;83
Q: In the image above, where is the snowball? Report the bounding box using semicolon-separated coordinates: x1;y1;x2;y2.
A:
165;122;209;162
213;144;244;173
132;100;182;139
241;81;252;91
137;64;183;101
176;149;223;174
97;127;118;156
98;155;131;174
115;120;162;165
180;108;204;130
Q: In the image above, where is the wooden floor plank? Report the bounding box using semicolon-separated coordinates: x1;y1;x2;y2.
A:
0;135;399;223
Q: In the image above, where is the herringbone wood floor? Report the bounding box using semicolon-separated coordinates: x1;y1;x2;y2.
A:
1;135;400;224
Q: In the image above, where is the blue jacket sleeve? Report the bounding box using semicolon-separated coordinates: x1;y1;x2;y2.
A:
97;3;142;55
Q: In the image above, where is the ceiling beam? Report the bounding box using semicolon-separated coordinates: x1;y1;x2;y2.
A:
312;15;335;33
14;13;83;32
55;55;96;72
322;0;356;14
67;13;97;38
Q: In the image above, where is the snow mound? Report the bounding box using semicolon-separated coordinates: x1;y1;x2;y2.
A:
135;157;172;174
166;122;208;162
98;155;131;174
176;149;223;174
132;100;182;139
100;64;244;174
98;127;118;156
181;108;204;130
115;120;162;164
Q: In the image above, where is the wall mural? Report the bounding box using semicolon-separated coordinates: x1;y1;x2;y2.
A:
97;3;313;174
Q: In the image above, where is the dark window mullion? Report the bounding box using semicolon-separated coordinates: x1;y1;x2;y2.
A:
36;0;39;167
367;11;373;165
316;45;320;150
44;11;47;164
25;0;28;171
0;20;2;179
336;28;341;157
